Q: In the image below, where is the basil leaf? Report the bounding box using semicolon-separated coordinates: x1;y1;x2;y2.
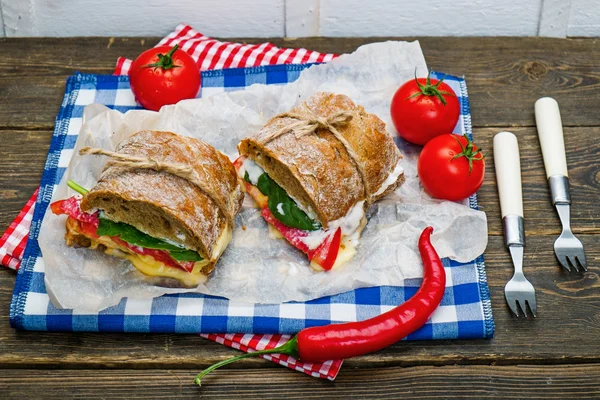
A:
256;174;321;231
244;171;251;183
168;249;204;262
97;217;203;260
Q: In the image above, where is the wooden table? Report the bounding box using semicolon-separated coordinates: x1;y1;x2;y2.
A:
1;37;599;399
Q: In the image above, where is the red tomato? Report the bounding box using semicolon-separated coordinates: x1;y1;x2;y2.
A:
391;71;460;145
417;134;485;201
129;44;201;111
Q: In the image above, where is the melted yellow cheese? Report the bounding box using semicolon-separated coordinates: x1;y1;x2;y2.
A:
84;226;232;287
267;223;284;239
105;247;209;287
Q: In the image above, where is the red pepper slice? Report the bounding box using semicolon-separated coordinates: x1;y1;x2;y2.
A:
310;227;342;271
194;227;447;385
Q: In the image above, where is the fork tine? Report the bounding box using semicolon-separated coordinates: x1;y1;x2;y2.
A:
556;254;571;272
515;300;527;317
506;297;521;317
525;298;537;317
575;254;588;271
566;256;580;272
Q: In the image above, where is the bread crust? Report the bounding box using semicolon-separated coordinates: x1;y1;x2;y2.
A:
80;130;243;261
238;92;403;226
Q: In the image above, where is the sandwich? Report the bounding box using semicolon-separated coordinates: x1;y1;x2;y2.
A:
50;130;244;287
235;92;404;271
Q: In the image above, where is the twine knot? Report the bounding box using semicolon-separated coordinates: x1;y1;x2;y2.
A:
259;109;371;202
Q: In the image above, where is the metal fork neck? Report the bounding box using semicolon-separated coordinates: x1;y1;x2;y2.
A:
548;175;571;205
508;245;524;275
555;203;571;233
503;215;525;247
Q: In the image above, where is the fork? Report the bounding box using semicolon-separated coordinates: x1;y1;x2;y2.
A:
494;131;537;317
534;98;587;272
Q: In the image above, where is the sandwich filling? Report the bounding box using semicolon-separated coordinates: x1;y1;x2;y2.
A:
51;196;216;287
235;156;401;271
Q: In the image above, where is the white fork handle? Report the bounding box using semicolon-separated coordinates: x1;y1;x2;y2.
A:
494;131;523;218
535;97;568;178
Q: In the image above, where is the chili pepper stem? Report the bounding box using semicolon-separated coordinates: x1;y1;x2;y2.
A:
194;336;299;386
67;180;89;195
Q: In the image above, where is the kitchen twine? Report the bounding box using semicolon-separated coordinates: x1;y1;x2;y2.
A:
259;110;372;202
78;146;235;230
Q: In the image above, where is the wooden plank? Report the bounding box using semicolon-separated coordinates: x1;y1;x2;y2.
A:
0;130;51;231
1;234;599;369
2;125;599;236
1;37;600;129
0;130;51;232
1;365;600;399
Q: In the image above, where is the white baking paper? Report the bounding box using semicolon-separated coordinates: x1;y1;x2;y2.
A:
39;41;488;311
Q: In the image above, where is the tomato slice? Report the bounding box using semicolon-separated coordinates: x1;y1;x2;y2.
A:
50;196;99;227
310;227;342;271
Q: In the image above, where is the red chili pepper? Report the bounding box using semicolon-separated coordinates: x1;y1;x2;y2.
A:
194;226;446;386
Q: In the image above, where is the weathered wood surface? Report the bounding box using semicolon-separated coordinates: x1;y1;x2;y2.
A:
1;37;599;129
0;37;599;398
2;365;600;399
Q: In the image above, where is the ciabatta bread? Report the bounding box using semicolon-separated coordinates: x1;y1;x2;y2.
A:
238;92;404;227
81;131;243;265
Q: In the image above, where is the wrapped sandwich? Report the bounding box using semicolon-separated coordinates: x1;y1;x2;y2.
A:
50;130;244;287
235;92;404;271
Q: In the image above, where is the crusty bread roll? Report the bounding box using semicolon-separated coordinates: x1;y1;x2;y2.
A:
238;92;404;227
81;131;244;269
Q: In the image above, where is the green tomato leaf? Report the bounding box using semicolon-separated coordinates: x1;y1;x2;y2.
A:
96;217;203;260
255;174;321;231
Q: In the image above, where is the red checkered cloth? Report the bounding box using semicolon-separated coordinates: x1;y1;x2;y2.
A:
0;188;38;270
1;25;341;381
114;23;336;75
200;333;342;379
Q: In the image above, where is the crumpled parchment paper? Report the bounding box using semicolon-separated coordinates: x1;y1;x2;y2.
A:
39;41;488;312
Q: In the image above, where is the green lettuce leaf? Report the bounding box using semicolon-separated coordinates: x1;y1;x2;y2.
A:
96;217;202;261
255;173;321;231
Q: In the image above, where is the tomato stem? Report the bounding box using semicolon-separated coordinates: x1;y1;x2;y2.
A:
451;134;485;174
406;69;454;106
142;44;181;70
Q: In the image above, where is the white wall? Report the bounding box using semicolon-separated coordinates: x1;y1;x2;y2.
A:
0;0;599;37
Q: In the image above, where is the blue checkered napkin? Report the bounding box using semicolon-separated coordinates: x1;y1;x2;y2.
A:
10;67;494;339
